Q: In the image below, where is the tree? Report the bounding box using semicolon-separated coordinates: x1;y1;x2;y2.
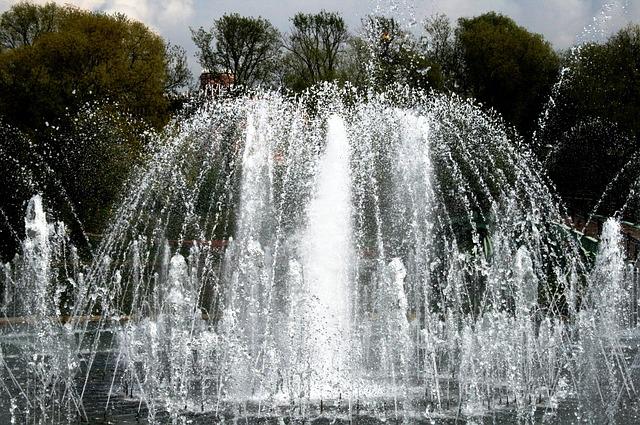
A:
563;26;640;140
0;6;173;129
422;14;459;90
362;16;442;92
0;3;190;257
455;12;559;135
0;1;62;49
283;10;349;90
0;103;150;260
543;25;640;216
336;35;370;88
191;14;280;87
164;42;193;96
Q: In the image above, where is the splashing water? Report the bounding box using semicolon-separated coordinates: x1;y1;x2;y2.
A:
0;87;638;423
301;115;355;397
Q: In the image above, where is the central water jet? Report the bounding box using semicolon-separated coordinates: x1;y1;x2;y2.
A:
302;114;355;398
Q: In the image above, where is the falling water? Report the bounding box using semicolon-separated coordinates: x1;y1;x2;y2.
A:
0;87;639;423
302;115;355;398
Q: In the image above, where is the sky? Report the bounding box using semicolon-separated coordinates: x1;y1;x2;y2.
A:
1;0;639;75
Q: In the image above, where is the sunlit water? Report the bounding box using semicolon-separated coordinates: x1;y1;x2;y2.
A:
1;87;639;424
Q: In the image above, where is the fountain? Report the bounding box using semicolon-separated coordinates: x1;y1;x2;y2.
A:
0;86;639;423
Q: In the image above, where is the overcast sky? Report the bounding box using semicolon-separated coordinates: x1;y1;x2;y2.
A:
1;0;639;75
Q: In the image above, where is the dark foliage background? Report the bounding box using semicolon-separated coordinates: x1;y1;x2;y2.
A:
1;1;640;259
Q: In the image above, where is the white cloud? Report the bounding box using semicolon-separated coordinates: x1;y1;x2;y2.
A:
158;0;194;26
421;0;640;48
0;0;195;31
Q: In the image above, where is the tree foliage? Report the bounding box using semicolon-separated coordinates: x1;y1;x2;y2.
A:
543;25;640;215
164;42;193;96
191;13;280;87
422;14;458;90
455;13;559;135
283;11;348;90
0;104;150;259
364;16;442;92
0;5;176;129
0;3;182;255
336;35;370;88
0;1;62;50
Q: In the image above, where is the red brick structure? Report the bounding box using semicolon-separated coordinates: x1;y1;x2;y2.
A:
199;71;235;92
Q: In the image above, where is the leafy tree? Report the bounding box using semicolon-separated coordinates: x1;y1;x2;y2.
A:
543;25;640;216
363;16;442;92
164;42;193;95
0;6;173;129
545;119;635;215
283;10;348;90
0;3;191;257
562;26;640;140
455;12;559;135
422;14;459;90
56;104;151;233
0;104;150;259
336;35;370;88
0;1;62;49
191;14;280;87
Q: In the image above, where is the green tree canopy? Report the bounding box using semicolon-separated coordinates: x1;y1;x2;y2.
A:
191;13;281;87
0;1;62;49
560;25;640;140
363;16;443;92
422;14;458;90
0;3;191;256
0;3;190;130
455;12;559;135
164;42;193;96
335;35;370;88
283;10;348;90
543;25;640;216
